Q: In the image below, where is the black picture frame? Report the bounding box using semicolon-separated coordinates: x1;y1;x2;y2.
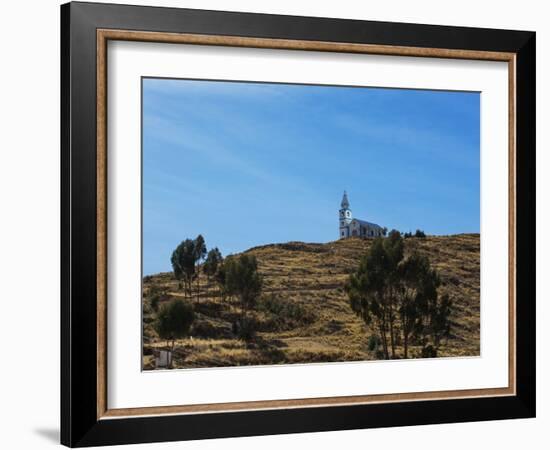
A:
61;1;535;447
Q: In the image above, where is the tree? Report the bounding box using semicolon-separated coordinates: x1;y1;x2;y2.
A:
224;254;263;339
346;231;452;359
214;260;227;301
383;230;404;358
148;285;168;312
414;229;426;238
154;299;195;368
397;253;426;358
430;294;452;351
412;265;452;357
171;239;197;300
346;238;393;359
193;235;207;303
204;247;223;282
170;235;207;303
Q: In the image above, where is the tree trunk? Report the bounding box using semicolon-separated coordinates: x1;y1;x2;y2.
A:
388;289;397;359
169;339;174;369
197;276;200;304
388;310;396;359
379;321;389;359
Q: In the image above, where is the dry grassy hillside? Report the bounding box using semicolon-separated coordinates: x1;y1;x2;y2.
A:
142;234;480;369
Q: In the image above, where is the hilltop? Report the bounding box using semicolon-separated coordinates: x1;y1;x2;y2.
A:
142;234;480;369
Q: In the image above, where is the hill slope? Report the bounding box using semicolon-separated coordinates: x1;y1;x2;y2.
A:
143;234;480;369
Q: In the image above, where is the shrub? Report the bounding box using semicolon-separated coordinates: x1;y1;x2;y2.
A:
225;254;263;336
258;294;316;331
421;345;438;358
232;316;257;341
204;247;223;280
414;229;426;238
191;320;232;339
148;286;168;312
367;334;380;352
225;254;263;312
150;295;160;312
154;299;195;367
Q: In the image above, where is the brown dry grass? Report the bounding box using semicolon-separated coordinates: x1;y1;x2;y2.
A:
142;234;480;369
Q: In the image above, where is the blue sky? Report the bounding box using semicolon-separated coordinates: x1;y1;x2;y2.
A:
142;78;480;275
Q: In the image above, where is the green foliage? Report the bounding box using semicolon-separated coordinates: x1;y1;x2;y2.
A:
151;296;160;312
154;299;195;362
421;345;437;358
232;316;257;341
346;231;404;359
428;293;452;350
147;285;168;312
398;253;440;357
346;230;452;359
204;247;223;280
171;235;207;301
223;254;263;340
224;254;263;311
194;234;207;264
259;294;311;321
367;334;381;352
258;294;316;331
171;239;197;296
214;262;227;299
403;230;426;238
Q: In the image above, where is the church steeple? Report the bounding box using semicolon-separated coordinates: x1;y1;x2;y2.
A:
341;190;350;209
339;191;352;238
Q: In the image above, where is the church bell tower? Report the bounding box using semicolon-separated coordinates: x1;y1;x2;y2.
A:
339;191;352;239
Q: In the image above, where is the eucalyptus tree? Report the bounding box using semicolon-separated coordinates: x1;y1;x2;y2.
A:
346;238;392;359
203;247;223;298
193;234;207;303
154;299;195;368
224;254;263;340
171;234;207;303
347;230;452;359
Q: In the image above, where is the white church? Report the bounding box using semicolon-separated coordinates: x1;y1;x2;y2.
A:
339;191;385;239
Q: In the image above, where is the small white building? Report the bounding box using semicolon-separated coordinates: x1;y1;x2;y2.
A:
339;191;385;239
154;349;173;369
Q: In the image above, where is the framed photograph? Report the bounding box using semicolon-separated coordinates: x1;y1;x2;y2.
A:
61;2;536;447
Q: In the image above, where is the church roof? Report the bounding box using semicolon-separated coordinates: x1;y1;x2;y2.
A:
353;219;383;230
341;191;350;209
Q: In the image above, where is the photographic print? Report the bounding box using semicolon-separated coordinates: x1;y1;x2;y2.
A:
62;7;535;444
141;78;480;370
